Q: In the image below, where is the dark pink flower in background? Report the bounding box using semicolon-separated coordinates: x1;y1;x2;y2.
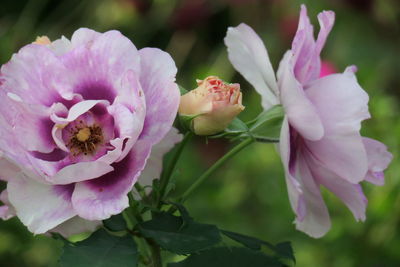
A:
0;28;180;235
225;5;392;237
319;61;337;77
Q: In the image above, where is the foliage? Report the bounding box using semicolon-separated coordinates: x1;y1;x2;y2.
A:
59;229;138;267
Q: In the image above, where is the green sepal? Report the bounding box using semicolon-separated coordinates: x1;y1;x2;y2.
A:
209;117;249;139
178;114;200;132
179;85;189;95
248;105;284;142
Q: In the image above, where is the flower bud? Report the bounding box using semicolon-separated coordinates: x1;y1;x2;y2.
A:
179;76;245;135
33;36;51;45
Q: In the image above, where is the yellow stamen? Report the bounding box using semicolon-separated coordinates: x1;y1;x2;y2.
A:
76;127;91;142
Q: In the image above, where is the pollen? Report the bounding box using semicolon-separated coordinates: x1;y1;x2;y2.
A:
67;125;103;156
76;127;91;142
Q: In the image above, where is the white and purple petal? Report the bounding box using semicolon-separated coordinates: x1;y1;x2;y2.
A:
71;140;152;220
138;48;180;145
305;72;370;183
7;175;76;234
224;23;279;109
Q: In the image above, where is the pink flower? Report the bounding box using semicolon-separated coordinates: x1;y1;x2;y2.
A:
179;76;245;135
0;28;180;235
225;5;392;237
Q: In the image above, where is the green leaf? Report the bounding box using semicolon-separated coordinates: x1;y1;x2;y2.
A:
167;247;285;267
179;85;188;95
103;214;127;232
275;242;296;263
59;229;138;267
221;230;295;262
167;202;194;226
221;230;263;250
209;117;249;139
138;212;221;254
249;105;284;142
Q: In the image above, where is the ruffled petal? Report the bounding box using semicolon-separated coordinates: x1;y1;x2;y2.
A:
306;153;367;221
278;118;305;221
277;51;324;141
38;138;124;184
70;28;101;48
314;10;335;64
224;23;279;109
305;72;370;183
0;153;21;181
0;44;72;105
138;128;182;187
138;48;180;145
294;151;331;238
62;30;140;103
363;137;393;185
7;176;76;234
51;100;108;126
50;216;101;238
0;90;56;153
291;5;317;84
49;36;72;56
107;102;145;161
0;190;15;220
292;5;335;85
71;140;152;220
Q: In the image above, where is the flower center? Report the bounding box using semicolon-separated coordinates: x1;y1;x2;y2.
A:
67;125;103;156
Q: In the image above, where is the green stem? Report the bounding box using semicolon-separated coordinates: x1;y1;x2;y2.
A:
157;132;193;205
148;241;162;267
179;137;254;204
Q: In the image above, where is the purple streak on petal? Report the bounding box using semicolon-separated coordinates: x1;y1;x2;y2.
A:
62;30;140;105
307;153;367;222
40;118;56;148
75;81;116;103
7;174;76;234
0;44;73;106
138;48;180;146
292;5;316;85
362;137;392;185
277;51;324;141
71;140;152;220
53;184;75;202
313;10;335;64
108;103;145;161
292;5;335;85
0;92;55;153
304;72;370;183
31;149;68;162
294;151;331;238
279;118;305;222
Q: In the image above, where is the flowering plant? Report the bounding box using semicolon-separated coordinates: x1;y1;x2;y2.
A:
0;5;392;267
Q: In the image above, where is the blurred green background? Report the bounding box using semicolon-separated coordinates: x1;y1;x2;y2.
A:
0;0;399;266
